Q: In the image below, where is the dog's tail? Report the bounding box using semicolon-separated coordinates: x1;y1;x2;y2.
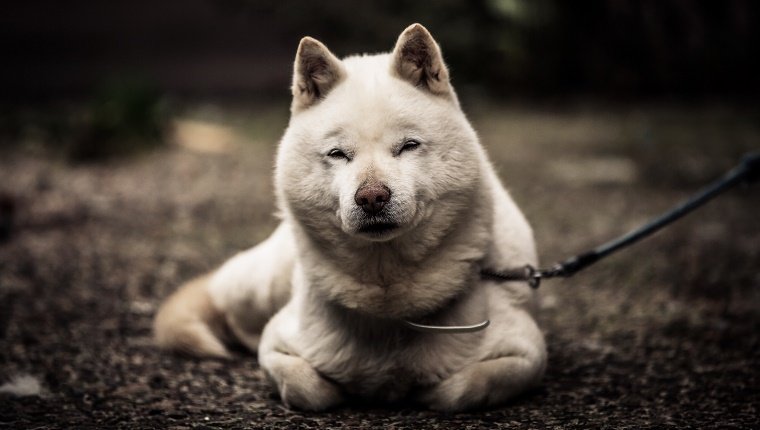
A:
153;274;230;358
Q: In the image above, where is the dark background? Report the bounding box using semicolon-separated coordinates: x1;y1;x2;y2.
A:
2;0;758;102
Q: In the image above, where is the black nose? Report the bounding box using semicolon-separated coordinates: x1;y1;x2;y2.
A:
354;183;391;215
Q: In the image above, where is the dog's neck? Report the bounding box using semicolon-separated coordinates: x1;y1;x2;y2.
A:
306;281;490;340
291;182;494;320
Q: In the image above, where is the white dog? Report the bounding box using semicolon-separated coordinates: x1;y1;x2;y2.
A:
154;23;546;411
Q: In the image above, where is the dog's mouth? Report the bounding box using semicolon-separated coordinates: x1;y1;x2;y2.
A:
357;222;400;237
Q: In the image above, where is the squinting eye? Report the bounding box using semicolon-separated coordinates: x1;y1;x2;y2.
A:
400;139;420;153
327;148;349;160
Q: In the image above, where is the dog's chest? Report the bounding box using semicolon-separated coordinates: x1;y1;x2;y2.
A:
336;360;432;401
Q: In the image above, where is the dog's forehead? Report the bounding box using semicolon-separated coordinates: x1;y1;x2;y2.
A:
325;55;438;126
288;52;455;148
337;55;420;109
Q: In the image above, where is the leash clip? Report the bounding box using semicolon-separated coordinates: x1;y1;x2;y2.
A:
524;265;542;289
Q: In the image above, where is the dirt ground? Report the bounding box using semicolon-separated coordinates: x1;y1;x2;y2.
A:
1;102;758;429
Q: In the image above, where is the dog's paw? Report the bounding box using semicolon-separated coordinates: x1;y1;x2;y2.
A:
419;370;484;412
420;354;544;411
272;355;343;411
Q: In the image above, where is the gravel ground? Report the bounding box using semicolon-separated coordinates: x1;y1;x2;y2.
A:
1;103;758;429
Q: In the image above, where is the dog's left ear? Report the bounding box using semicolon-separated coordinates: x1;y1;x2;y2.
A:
390;24;452;96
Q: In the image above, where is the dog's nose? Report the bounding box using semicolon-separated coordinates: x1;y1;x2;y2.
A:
354;183;391;215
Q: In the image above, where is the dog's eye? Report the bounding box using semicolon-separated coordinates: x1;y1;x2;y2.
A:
327;148;349;160
400;139;420;153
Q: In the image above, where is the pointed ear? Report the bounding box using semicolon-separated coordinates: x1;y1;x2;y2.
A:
390;24;451;96
292;37;345;112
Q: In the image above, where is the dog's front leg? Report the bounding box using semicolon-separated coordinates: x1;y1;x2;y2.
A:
261;349;344;411
420;353;544;411
419;305;546;411
258;306;344;411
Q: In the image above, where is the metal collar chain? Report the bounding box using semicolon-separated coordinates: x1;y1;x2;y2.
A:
404;319;490;333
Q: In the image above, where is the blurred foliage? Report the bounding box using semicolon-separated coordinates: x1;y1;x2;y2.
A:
1;77;170;162
69;78;170;161
214;0;758;97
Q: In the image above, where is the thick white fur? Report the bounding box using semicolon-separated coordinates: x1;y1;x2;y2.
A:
154;24;546;411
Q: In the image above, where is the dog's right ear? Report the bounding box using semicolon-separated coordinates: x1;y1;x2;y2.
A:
291;37;345;113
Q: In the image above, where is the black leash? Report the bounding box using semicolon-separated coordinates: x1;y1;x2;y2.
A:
481;152;760;289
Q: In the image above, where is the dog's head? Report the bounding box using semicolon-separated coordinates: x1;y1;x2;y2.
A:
276;24;483;248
